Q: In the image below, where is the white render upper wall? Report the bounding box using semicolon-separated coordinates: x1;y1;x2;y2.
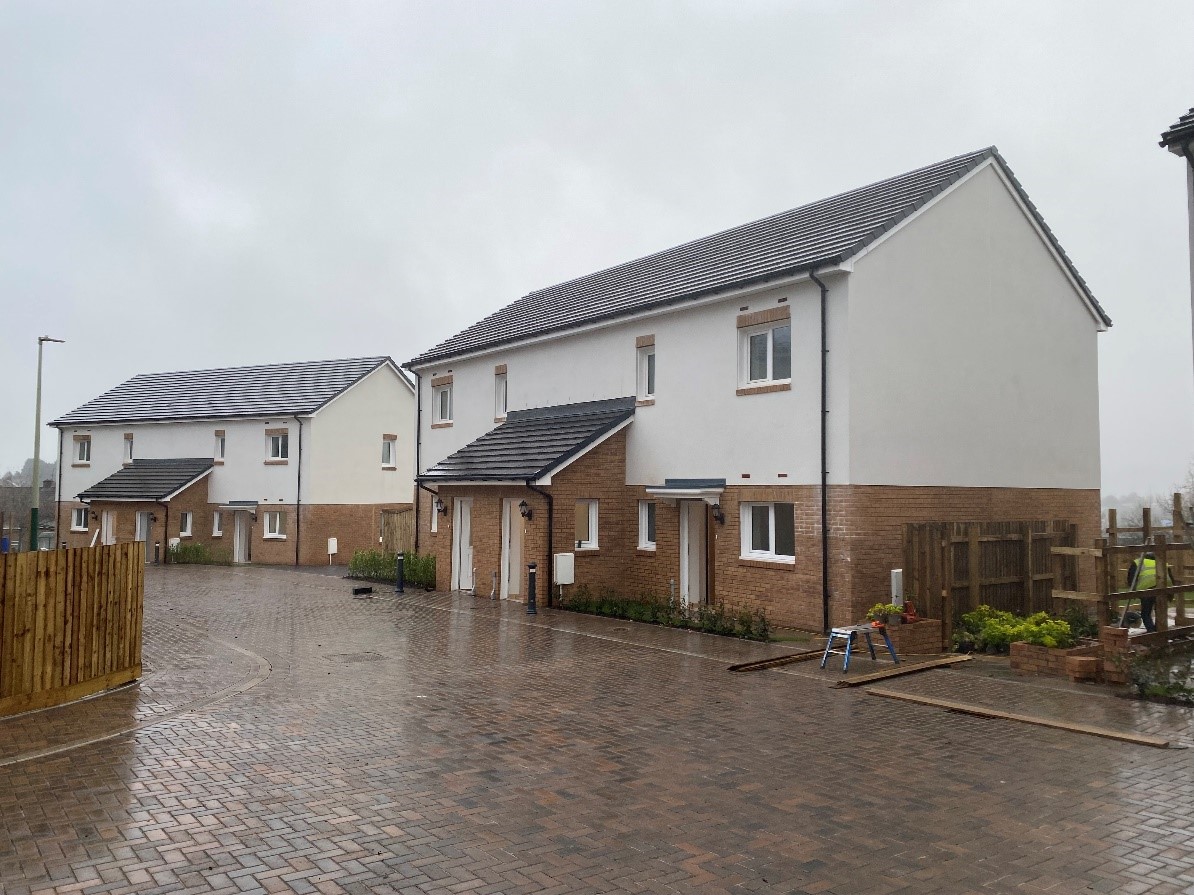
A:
416;276;852;488
846;160;1103;489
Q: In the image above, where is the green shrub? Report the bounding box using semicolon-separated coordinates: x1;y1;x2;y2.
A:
1057;604;1101;640
167;542;232;565
1124;645;1194;704
954;605;1076;653
348;550;437;588
560;585;770;641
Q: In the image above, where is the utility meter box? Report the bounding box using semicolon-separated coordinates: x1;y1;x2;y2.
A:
554;552;576;585
327;537;338;556
891;568;904;605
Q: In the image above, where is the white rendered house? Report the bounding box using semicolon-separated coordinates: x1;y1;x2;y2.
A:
407;148;1109;629
53;356;415;565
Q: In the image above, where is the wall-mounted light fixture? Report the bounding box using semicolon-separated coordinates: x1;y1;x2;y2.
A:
711;503;725;525
148;513;158;523
435;497;448;516
90;510;98;521
518;499;532;520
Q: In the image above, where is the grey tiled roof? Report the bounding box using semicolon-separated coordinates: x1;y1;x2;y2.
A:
52;357;394;426
419;398;635;483
409;147;1108;366
1160;107;1194;150
78;458;215;502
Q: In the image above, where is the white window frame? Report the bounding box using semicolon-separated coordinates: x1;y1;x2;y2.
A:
381;436;397;468
739;322;792;386
71;508;89;532
264;510;286;539
212;511;223;537
123;434;134;464
494;372;508;420
75;437;91;463
433;384;453;424
575;499;599;551
637;347;656;400
268;432;289;460
179;512;193;538
638;500;656;550
739;502;796;563
215;432;226;461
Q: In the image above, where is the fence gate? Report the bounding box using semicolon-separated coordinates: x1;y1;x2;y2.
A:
903;520;1078;649
380;509;415;555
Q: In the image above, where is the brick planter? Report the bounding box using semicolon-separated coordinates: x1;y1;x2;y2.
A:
1010;640;1101;677
885;618;944;656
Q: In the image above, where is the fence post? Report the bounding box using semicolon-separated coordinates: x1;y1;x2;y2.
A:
527;562;537;615
395;552;405;594
967;523;980;612
1096;537;1111;628
1156;535;1169;633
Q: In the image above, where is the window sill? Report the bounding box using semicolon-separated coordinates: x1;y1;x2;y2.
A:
738;556;796;570
575;547;600;554
381;465;397;471
71;462;90;468
264;459;289;465
736;382;792;397
264;535;287;541
180;534;193;539
122;461;133;467
70;528;88;534
636;398;655;407
431;421;453;429
214;459;224;465
212;533;223;538
494;416;507;423
636;547;656;556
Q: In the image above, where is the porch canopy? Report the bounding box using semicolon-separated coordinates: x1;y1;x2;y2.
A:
419;397;635;486
77;458;214;503
645;478;725;505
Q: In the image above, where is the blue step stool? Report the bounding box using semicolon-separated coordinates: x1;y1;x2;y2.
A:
820;623;900;672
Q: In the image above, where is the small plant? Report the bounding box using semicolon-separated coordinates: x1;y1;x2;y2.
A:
866;603;903;623
1057;604;1100;640
348;550;437;588
1124;645;1194;704
953;605;1077;654
560;585;770;641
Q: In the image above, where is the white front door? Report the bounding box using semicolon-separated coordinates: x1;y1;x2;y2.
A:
100;511;116;546
452;498;474;591
679;501;707;607
233;512;252;564
500;498;524;600
134;512;151;543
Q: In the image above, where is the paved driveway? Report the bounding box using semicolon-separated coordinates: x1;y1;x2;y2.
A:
1;565;1192;895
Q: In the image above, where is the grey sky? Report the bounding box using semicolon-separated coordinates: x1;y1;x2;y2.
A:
2;0;1191;497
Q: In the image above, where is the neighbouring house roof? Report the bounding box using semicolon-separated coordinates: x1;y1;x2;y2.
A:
1160;107;1194;152
78;458;215;502
409;147;1108;367
52;356;402;426
419;398;636;484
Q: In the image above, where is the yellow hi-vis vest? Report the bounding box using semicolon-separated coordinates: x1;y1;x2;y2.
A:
1132;558;1157;591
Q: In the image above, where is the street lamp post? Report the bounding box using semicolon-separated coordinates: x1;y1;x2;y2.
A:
29;336;64;551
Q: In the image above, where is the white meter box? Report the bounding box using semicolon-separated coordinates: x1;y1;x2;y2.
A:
554;552;576;585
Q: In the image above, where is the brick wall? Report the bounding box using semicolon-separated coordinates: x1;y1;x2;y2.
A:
298;502;413;566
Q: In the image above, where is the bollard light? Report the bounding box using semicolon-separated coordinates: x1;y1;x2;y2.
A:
396;551;406;594
527;562;537;615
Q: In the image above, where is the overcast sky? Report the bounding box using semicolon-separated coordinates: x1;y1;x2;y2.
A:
1;0;1191;497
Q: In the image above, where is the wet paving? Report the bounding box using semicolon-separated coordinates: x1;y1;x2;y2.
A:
1;565;1193;894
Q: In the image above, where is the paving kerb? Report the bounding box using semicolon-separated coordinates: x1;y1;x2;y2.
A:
1;565;1193;895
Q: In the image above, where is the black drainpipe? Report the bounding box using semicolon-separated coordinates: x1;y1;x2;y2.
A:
526;480;554;606
162;501;170;564
808;267;831;633
412;370;422;555
293;415;304;567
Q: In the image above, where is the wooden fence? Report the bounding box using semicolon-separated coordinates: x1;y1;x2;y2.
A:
0;542;143;717
380;509;415;555
903;521;1078;649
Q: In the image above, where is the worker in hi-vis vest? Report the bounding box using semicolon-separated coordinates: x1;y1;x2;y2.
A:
1126;554;1159;632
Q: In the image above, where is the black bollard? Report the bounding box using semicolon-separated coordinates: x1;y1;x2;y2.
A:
396;551;405;594
527;562;537;615
154;542;161;565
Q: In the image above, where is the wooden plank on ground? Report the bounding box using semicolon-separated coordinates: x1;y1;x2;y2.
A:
727;650;823;672
867;688;1171;748
832;654;971;688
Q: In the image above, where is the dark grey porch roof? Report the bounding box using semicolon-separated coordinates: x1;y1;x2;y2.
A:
53;356;395;426
409;147;1108;367
78;458;215;502
1160;107;1194;152
419;398;635;483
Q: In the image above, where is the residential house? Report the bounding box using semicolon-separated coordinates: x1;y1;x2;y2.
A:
1159;106;1194;378
53;357;415;565
406;148;1109;630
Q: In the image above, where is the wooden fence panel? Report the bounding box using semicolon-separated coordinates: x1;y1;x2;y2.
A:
0;542;143;717
381;509;415;555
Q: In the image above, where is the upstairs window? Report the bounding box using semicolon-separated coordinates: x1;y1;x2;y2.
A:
433;384;453;425
74;435;91;464
638;347;656;400
381;435;397;468
494;371;508;420
740;502;796;563
71;508;89;532
575;500;599;550
638;500;656;550
123;433;134;464
214;430;226;462
267;430;289;461
742;323;791;385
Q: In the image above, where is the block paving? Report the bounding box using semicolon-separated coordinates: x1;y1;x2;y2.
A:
1;565;1192;894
